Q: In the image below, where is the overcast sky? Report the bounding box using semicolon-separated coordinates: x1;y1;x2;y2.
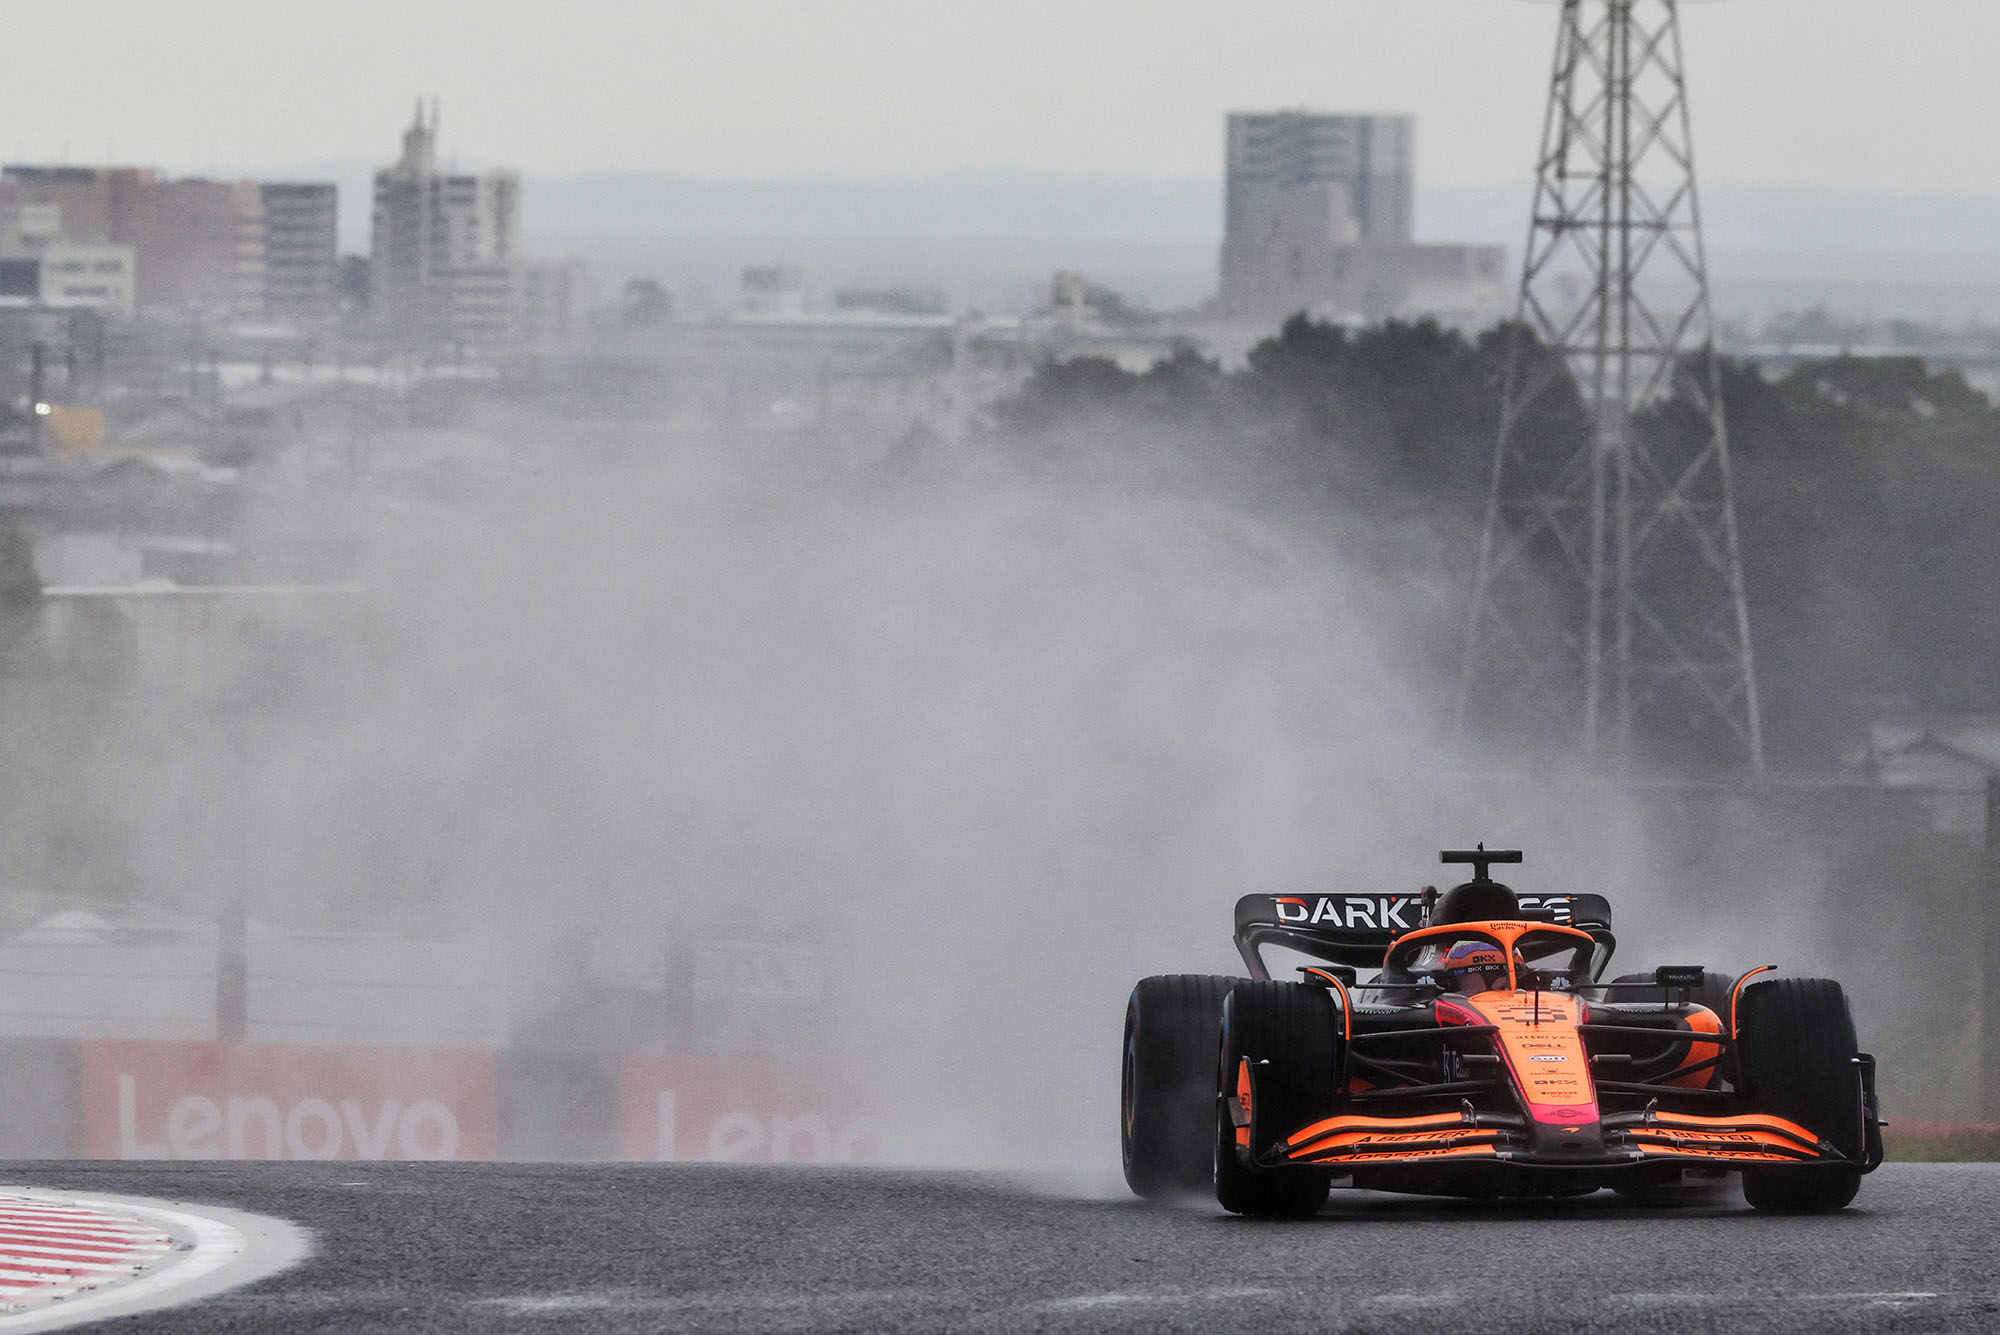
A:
20;1;2000;192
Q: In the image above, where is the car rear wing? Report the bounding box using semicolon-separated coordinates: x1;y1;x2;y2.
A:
1232;892;1616;979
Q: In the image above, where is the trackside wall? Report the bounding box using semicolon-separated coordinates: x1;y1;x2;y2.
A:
0;1037;876;1164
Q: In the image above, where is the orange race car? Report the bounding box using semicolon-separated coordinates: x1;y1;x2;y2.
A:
1120;847;1885;1217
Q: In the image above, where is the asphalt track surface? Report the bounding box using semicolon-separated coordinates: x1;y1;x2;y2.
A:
1;1160;1984;1334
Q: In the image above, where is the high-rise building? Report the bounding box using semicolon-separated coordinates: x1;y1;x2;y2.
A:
1216;110;1504;326
260;183;338;321
371;103;527;346
1225;112;1414;246
132;177;265;314
0;166;268;315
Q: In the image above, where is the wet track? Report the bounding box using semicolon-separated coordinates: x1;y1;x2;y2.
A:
8;1161;1986;1333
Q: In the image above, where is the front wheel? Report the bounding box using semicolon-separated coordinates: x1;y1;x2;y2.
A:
1735;977;1866;1213
1213;981;1338;1219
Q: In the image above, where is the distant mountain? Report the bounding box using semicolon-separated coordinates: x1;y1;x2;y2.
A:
1426;181;2000;319
1425;180;2000;258
528;168;1221;242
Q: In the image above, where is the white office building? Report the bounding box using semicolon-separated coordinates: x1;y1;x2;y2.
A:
370;103;584;349
1217;110;1505;326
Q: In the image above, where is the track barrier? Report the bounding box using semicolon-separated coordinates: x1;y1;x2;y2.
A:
0;1038;876;1163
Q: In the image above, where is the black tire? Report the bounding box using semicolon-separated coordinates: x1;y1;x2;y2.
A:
1735;977;1866;1213
1121;974;1236;1198
1214;981;1338;1219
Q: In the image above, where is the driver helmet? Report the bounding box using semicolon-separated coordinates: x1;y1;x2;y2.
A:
1441;940;1512;995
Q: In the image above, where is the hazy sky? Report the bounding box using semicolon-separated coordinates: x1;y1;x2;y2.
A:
23;1;2000;191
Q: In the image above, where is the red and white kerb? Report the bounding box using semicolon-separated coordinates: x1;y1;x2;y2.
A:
0;1195;178;1313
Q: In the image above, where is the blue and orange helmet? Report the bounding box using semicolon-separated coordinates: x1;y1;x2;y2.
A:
1442;940;1513;994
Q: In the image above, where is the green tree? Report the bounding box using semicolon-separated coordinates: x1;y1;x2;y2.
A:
992;355;1139;433
1670;354;2000;763
990;316;2000;769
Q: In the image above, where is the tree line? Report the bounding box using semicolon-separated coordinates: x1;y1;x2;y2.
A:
992;315;2000;770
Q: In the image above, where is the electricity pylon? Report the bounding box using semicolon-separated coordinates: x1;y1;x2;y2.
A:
1460;0;1762;773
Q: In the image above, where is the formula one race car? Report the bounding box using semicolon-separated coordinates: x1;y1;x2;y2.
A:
1120;847;1884;1216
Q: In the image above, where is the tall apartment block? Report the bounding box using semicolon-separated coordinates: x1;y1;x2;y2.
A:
371;103;580;349
260;183;338;321
1217;110;1504;326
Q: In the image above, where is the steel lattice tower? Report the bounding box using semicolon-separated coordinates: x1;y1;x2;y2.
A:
1460;0;1762;772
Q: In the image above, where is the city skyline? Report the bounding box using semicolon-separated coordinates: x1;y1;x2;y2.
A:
19;0;2000;196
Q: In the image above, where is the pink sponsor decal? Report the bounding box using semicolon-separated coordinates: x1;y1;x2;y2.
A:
81;1040;496;1161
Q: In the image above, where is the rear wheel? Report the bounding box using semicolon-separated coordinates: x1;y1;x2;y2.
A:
1735;977;1865;1213
1214;981;1338;1219
1121;974;1236;1198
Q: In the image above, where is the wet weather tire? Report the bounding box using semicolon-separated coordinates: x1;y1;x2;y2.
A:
1214;981;1339;1219
1122;974;1236;1198
1735;977;1866;1213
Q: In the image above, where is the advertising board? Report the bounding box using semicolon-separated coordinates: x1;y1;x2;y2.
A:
618;1054;877;1163
81;1040;497;1161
